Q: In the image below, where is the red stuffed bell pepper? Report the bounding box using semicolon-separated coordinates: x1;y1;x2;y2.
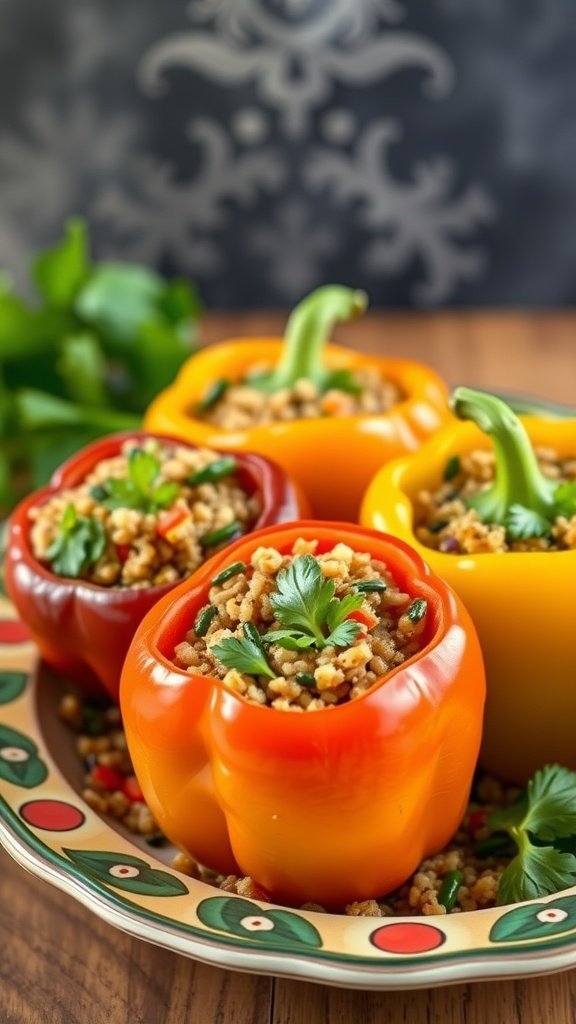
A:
6;432;305;701
121;521;485;908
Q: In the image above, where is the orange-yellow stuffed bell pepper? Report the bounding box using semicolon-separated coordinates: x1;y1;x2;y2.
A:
144;286;449;521
120;521;484;908
362;387;576;785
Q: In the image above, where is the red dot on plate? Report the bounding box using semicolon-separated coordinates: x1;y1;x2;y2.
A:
19;800;85;831
0;619;30;645
370;922;446;955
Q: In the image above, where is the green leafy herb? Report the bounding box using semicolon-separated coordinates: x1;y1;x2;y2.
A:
266;555;364;650
46;503;106;578
323;368;363;396
213;624;275;679
101;449;179;513
505;504;552;541
0;218;202;512
487;765;576;905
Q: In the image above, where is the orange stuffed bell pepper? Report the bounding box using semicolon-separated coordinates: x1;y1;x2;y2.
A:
362;387;576;784
144;286;449;521
120;521;484;908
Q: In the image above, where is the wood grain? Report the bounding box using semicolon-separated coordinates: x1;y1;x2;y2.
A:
2;313;576;1023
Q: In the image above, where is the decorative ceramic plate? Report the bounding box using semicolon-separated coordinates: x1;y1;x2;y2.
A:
2;594;576;991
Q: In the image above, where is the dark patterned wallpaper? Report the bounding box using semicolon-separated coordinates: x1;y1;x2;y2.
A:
1;0;575;308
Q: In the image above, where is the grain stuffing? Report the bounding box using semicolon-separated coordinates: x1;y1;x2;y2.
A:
197;368;403;430
416;447;576;554
173;537;429;710
28;438;260;589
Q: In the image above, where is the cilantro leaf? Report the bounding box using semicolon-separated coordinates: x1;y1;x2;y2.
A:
323;368;362;396
324;620;363;649
101;449;179;513
46;504;106;578
498;844;576;905
262;629;317;651
505;504;552;540
554;482;576;520
268;555;365;650
488;764;576;905
523;765;576;841
325;592;363;632
270;555;336;645
212;626;275;679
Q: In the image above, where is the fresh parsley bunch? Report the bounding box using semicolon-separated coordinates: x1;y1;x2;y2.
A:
488;765;576;904
0;219;202;512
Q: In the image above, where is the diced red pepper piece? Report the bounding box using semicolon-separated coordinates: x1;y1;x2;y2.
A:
115;544;132;563
156;507;192;543
123;774;145;803
346;607;379;631
91;763;125;792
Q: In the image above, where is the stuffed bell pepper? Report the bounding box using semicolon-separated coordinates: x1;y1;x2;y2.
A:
6;432;305;700
120;521;484;908
362;387;576;784
144;285;449;520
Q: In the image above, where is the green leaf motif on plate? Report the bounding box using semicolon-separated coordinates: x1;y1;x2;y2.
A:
490;895;576;943
0;723;47;787
197;897;323;948
0;671;27;704
62;848;189;897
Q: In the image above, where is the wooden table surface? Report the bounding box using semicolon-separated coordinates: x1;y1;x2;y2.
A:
2;311;576;1024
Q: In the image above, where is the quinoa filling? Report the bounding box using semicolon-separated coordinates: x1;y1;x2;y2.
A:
416;447;576;554
173;538;429;711
29;438;260;589
195;369;403;430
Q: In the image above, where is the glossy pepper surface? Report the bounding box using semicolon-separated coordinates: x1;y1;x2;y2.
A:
362;390;576;784
120;521;484;908
144;286;449;521
6;432;305;702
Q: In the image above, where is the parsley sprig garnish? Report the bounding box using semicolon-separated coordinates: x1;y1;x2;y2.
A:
98;448;179;513
210;554;368;677
212;624;275;679
46;503;106;578
487;765;576;905
505;482;576;540
263;555;364;651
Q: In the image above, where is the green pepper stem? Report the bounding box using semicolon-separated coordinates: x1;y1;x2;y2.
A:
256;285;368;392
451;387;556;524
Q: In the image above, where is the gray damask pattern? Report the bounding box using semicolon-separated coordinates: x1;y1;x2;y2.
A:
1;0;572;307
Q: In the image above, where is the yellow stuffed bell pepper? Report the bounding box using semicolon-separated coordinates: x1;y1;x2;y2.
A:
362;387;576;784
145;286;449;521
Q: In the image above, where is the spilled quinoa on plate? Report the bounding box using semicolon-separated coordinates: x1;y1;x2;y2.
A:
416;447;576;554
28;438;260;589
173;537;429;711
196;368;404;430
58;689;514;916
